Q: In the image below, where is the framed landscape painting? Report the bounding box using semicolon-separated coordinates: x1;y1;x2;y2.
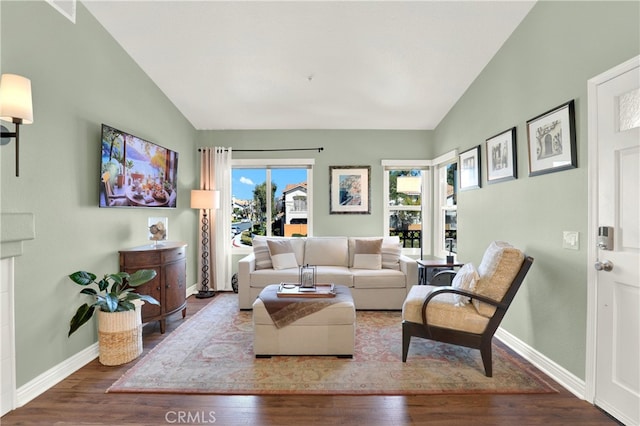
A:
329;165;371;214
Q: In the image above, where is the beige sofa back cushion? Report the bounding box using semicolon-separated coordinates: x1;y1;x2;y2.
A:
304;237;349;267
473;241;524;317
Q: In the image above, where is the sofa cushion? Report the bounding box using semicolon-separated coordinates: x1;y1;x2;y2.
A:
451;263;479;306
250;269;301;288
402;285;489;334
348;236;401;270
473;241;524;317
253;236;306;270
381;240;402;270
252;237;273;270
304;237;348;267
352;238;382;269
351;268;406;288
315;266;353;287
267;239;299;270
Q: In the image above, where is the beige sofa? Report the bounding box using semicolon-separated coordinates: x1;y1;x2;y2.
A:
238;236;418;310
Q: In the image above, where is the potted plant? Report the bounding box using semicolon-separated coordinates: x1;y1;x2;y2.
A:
68;269;160;365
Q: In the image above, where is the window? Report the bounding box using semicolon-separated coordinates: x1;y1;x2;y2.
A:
231;159;313;251
433;151;458;258
382;160;430;258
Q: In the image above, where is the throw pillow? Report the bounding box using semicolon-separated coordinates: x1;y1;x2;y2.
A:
381;241;402;270
352;238;383;270
267;239;299;270
451;263;479;306
473;241;524;317
252;237;272;270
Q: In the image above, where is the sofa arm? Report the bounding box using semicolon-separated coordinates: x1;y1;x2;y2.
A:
399;255;418;286
238;252;256;309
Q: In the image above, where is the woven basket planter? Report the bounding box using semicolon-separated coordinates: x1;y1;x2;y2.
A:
97;302;143;366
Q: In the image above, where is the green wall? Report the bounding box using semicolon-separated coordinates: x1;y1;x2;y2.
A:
199;129;433;237
1;0;638;392
1;1;199;386
434;0;639;378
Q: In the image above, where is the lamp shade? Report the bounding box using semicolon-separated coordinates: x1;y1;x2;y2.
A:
190;189;220;210
396;176;421;195
0;74;33;124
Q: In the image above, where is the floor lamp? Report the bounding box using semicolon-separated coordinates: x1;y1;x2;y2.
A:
191;189;220;299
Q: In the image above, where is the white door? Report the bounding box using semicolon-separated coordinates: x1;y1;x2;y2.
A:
588;56;640;426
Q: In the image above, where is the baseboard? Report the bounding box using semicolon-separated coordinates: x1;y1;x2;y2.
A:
16;284;201;408
495;327;586;399
187;283;199;296
16;342;99;408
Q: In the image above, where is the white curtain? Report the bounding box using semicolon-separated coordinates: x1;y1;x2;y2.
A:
198;147;233;291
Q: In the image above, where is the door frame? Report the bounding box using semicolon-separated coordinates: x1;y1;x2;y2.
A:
585;55;640;404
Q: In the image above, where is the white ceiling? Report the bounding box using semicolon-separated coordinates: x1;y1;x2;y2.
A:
82;1;536;130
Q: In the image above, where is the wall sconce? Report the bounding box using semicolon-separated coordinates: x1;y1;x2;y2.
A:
190;189;220;299
0;74;34;177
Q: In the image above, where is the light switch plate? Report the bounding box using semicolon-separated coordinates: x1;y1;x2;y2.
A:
563;231;579;250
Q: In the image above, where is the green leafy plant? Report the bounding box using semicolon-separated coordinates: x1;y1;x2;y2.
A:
68;269;159;337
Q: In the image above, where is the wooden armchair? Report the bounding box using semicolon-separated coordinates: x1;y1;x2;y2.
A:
401;241;533;377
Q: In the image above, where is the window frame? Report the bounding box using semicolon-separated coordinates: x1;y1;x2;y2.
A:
381;160;431;258
231;158;314;254
432;150;458;258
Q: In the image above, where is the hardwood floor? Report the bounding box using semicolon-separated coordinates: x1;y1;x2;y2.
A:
2;295;618;426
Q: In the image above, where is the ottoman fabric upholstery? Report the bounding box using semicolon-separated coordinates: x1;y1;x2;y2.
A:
253;285;356;356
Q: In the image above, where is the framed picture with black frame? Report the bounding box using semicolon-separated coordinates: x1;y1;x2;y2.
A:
329;165;371;214
486;127;517;184
459;145;481;191
526;100;577;176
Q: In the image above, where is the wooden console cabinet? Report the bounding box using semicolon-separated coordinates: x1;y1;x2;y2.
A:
119;242;187;333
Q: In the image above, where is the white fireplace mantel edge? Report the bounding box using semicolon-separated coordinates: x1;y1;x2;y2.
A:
1;213;35;259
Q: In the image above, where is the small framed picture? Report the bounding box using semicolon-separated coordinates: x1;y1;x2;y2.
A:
148;217;168;242
486;127;517;184
459;145;481;191
329;165;371;214
527;100;577;176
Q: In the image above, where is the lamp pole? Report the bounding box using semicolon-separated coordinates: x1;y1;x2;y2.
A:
191;190;219;299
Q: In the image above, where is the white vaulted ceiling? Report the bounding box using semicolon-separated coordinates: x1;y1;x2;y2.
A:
83;1;536;130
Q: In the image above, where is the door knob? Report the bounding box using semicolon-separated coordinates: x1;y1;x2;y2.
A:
594;260;613;272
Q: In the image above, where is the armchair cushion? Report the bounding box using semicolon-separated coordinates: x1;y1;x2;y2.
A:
402;285;489;334
451;263;479;306
473;241;525;317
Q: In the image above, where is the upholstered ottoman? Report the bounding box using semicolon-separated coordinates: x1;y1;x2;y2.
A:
252;284;356;357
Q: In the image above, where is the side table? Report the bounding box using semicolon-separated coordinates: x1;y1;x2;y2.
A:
417;259;464;285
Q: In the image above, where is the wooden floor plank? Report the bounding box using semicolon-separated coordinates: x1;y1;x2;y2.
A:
1;295;618;425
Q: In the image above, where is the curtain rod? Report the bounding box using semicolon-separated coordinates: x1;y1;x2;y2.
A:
198;147;323;153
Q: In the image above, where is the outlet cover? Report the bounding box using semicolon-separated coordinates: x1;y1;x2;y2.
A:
563;231;579;250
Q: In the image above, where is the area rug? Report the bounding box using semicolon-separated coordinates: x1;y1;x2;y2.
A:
108;293;557;395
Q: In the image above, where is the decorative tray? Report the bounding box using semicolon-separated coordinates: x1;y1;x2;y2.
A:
276;283;336;298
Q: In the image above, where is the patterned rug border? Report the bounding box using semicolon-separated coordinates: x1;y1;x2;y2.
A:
107;294;559;396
